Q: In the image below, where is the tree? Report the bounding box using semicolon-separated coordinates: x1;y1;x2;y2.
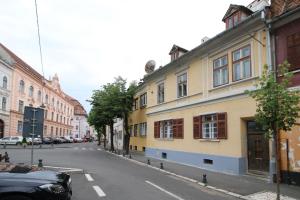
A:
247;61;300;200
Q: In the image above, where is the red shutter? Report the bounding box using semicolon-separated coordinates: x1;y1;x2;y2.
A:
172;119;178;138
177;118;184;139
154;121;160;138
217;113;227;139
193;116;202;139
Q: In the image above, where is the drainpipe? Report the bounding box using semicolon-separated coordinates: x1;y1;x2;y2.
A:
262;7;276;183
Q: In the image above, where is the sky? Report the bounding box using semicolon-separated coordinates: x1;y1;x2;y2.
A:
0;0;252;112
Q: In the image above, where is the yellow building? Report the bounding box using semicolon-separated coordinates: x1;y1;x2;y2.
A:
130;3;271;175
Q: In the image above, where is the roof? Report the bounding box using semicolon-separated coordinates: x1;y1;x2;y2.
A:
69;98;87;116
222;4;253;21
169;45;189;55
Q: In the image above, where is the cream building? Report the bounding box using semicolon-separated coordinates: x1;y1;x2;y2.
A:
0;43;75;138
70;99;89;139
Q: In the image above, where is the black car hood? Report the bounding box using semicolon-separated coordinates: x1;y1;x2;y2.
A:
0;170;66;186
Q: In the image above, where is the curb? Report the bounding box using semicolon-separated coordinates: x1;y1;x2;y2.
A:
34;165;84;174
104;149;246;199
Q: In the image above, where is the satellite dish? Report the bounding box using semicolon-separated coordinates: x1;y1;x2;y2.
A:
145;60;156;74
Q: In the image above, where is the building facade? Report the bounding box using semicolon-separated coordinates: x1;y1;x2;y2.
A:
130;0;270;176
71;99;89;139
0;43;75;138
107;118;125;151
0;46;14;138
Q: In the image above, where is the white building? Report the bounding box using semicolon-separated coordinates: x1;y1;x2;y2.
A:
0;46;13;138
70;99;89;139
107;118;124;151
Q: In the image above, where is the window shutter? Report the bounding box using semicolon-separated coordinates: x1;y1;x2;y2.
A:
193;116;202;139
172;119;178;138
154;121;160;138
217;112;227;139
177;118;184;139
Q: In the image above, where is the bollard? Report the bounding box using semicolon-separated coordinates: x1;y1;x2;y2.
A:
4;152;9;163
38;159;43;168
160;162;164;169
3;143;6;149
39;144;42;149
202;174;207;185
147;159;151;165
129;154;132;159
122;152;125;157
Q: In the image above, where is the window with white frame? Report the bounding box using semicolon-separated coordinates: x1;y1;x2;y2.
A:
157;83;164;104
160;120;173;139
45;94;49;104
18;100;24;113
37;90;42;102
232;45;251;81
140;93;147;108
19;80;25;93
213;55;228;87
29;86;34;97
139;122;147;136
202;114;217;139
2;97;6;111
3;76;7;89
17;121;23;134
177;73;187;98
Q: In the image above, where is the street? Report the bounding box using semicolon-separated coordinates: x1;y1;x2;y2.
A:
2;142;239;200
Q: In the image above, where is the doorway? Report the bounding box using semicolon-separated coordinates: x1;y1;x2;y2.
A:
247;121;269;173
0;119;4;138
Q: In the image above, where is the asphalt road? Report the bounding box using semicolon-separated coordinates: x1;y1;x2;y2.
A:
2;142;240;200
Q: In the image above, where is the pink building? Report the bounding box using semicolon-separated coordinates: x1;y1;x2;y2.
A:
0;43;76;138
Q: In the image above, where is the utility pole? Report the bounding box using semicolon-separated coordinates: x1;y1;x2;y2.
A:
31;108;37;167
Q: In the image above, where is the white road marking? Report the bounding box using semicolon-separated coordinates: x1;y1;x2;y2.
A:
85;174;94;181
74;147;79;150
89;148;94;151
82;147;86;150
145;180;185;200
93;185;106;197
97;148;102;151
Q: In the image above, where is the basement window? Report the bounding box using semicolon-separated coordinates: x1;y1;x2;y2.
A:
142;147;146;152
203;159;213;165
134;146;137;151
130;145;132;150
162;152;167;159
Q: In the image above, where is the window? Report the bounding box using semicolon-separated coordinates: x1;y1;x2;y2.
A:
177;73;187;98
64;117;65;124
19;80;25;93
232;45;251;81
29;86;34;97
2;97;6;111
139;122;147;136
44;125;47;135
227;12;240;29
193;113;227;139
140;93;147;108
134;124;138;137
129;125;133;137
17;121;23;134
3;76;7;89
37;90;42;102
213;55;228;87
60;115;62;123
45;94;49;104
287;32;300;71
154;119;184;139
157;83;164;104
18;100;24;113
57;101;59;109
56;127;58;136
51;126;53;136
76;125;78;130
52;98;55;106
133;98;138;110
51;112;54;121
44;110;48;119
56;114;58;122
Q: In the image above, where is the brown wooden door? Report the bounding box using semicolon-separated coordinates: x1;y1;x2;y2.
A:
247;121;269;172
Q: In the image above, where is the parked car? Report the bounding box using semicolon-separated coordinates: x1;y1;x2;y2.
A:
42;137;53;144
0;136;23;145
26;137;42;145
59;137;68;143
0;167;72;200
53;137;64;144
63;136;73;143
73;138;83;143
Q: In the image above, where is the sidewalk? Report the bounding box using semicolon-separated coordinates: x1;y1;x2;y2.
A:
124;150;300;199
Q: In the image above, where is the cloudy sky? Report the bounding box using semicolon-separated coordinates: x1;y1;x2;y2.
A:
0;0;251;112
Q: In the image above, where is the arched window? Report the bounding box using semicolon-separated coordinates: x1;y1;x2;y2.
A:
2;97;6;111
3;76;7;89
52;98;55;106
29;86;34;97
19;80;25;93
37;90;42;102
45;94;49;104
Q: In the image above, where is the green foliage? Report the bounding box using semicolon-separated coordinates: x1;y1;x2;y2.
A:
22;137;27;144
247;61;300;137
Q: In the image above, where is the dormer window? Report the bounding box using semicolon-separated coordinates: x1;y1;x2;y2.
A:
169;45;188;62
222;4;253;30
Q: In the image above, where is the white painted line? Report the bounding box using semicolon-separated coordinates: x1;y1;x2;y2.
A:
85;174;94;181
145;180;185;200
97;148;102;151
89;148;94;151
82;147;86;150
93;185;106;197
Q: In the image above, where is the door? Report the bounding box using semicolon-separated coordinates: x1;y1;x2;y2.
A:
0;120;4;138
247;121;269;172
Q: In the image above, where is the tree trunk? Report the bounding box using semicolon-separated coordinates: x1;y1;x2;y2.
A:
97;132;101;146
110;122;114;151
123;113;130;154
275;127;281;200
103;126;106;149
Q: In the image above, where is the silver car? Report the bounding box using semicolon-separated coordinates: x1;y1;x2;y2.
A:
0;136;23;145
